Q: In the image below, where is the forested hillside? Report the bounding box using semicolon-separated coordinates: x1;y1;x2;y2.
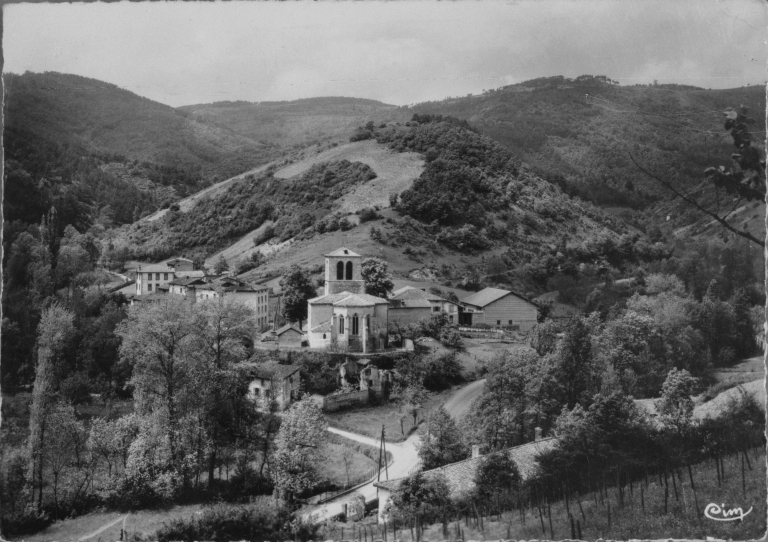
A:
409;76;765;218
179;97;410;149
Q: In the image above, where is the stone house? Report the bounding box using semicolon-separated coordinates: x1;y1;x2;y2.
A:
196;277;271;330
239;361;301;411
274;323;304;347
459;287;539;330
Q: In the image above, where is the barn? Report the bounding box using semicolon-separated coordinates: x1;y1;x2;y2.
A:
459;287;539;331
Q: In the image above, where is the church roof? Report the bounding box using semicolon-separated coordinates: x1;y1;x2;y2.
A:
308;292;354;305
324;247;361;257
333;292;389;307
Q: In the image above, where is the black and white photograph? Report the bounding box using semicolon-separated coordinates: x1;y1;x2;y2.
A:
1;1;766;540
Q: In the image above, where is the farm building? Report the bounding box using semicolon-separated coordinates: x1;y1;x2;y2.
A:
374;431;558;524
388;286;462;327
274;323;305;347
459;287;538;331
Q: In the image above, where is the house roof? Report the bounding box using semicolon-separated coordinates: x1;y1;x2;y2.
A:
169;277;207;287
389;298;433;309
137;264;174;274
157;284;170;292
310;320;333;333
175;270;206;279
390;286;441;302
374;437;558;496
130;292;168;303
165;257;193;264
238;361;300;381
275;324;303;336
325;247;361;257
461;287;538;309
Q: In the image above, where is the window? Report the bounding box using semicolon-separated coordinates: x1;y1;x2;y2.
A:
148;284;153;292
449;305;455;313
164;273;168;280
323;333;327;339
509;320;514;325
336;261;344;280
346;261;353;280
339;316;345;334
155;273;160;280
497;320;501;326
253;388;261;396
433;306;440;312
352;315;359;335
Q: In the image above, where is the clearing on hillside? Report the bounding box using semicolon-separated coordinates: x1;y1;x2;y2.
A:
273;140;424;212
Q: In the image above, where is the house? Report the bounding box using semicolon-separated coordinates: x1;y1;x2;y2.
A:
274;323;304;347
459;287;539;331
165;257;195;273
135;264;175;295
307;248;389;352
196;277;271;329
168;276;208;301
239;361;301;410
388;286;462;327
373;432;558;524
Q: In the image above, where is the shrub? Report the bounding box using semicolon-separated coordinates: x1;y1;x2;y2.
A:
155;500;316;542
359;207;380;223
0;507;52;538
59;372;93;405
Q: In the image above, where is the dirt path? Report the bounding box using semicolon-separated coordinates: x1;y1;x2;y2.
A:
443;378;485;420
76;514;127;541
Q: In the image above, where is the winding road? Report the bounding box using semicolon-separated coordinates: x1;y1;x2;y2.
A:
303;378;486;523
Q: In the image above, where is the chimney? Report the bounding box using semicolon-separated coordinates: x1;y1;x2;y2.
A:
535;427;542;441
471;445;480;459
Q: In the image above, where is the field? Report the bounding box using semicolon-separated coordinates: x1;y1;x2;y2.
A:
347;447;767;542
20;504;204;542
325;388;455;443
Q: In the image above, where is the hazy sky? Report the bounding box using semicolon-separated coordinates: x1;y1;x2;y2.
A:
4;0;767;107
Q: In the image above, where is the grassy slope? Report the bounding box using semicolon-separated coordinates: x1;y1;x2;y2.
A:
405;448;767;542
179;97;411;148
204;140;425;267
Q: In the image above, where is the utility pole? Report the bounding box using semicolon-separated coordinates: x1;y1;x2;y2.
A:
378;424;389;481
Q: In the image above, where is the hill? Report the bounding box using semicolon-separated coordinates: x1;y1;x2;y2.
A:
408;76;765;227
178;97;411;148
121;116;666;299
4;72;279;181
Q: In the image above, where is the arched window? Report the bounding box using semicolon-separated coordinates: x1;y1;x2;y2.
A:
352;315;359;335
346;261;353;280
336;261;344;280
365;314;370;331
339;316;345;334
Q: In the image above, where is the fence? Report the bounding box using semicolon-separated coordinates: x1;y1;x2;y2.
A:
323;389;371;412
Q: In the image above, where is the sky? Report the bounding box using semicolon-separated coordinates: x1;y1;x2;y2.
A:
3;0;767;108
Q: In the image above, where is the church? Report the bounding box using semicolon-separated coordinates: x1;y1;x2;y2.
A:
307;248;390;352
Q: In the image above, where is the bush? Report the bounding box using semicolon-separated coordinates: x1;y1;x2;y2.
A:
155;500;317;542
0;507;52;538
228;464;274;500
359;207;380;223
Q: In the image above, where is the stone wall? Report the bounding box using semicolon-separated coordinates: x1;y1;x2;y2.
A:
323;389;371;411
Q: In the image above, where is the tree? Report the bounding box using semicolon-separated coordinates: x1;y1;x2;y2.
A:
116;295;198;471
417;406;468;470
656;368;697;433
28;303;75;511
280;265;316;330
473;451;521;502
551;314;602;409
361;257;394;298
399;380;429;428
384;472;451;526
214;255;229;275
271;397;328;503
630;106;764;247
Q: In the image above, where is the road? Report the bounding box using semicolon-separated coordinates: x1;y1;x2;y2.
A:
443;378;485;419
302;378;487;523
